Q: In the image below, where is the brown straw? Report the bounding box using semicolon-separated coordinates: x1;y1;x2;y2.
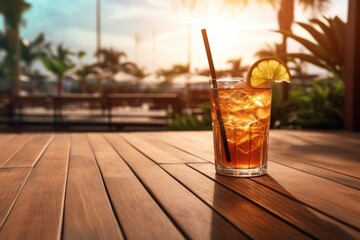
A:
201;29;231;163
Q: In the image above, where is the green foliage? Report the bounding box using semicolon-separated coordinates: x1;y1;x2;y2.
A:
42;44;75;76
94;47;139;74
42;57;74;76
275;16;345;79
21;33;48;73
167;103;212;130
42;44;75;95
287;77;344;129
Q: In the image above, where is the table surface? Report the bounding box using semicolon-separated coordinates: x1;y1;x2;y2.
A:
0;130;359;239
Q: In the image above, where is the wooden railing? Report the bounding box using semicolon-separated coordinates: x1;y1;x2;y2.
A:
0;93;183;130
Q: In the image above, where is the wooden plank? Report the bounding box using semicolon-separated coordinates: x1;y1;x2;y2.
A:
270;130;360;178
63;134;123;240
269;151;360;190
0;135;70;239
3;134;53;168
87;134;183;240
189;163;360;239
0;134;33;167
137;132;215;163
167;131;360;190
0;134;15;144
161;163;309;239
121;133;206;164
106;134;248;240
252;161;360;229
0;168;31;228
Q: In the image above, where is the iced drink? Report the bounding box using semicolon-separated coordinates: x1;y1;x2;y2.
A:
210;78;271;177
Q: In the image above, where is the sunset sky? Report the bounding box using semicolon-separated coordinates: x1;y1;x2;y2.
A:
17;0;348;75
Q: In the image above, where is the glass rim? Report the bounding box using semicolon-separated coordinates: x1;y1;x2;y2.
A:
208;77;244;82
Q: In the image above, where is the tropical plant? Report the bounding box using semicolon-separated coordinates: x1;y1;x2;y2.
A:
75;64;93;93
177;0;329;59
21;33;48;74
157;64;189;80
223;0;330;59
287;76;344;128
254;42;280;59
226;58;249;77
42;44;75;95
275;16;345;80
0;0;31;95
73;51;93;93
94;47;138;74
167;102;212;130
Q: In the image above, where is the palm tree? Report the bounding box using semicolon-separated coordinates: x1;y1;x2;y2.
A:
42;44;75;95
0;0;31;95
275;16;345;80
223;0;330;59
93;47;143;92
75;65;93;93
156;64;189;80
94;48;128;73
226;58;249;77
74;51;93;93
21;33;48;74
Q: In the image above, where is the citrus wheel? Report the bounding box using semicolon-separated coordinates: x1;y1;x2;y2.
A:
246;57;291;88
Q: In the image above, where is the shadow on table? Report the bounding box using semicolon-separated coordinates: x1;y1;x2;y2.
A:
210;173;356;240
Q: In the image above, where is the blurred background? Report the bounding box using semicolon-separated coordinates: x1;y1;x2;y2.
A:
0;0;351;131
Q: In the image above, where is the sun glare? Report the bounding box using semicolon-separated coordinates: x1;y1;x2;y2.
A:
180;4;274;70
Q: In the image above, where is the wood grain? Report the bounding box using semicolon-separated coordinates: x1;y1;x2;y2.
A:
87;133;183;240
0;134;15;144
270;130;360;178
162;163;308;239
106;133;248;240
189;163;360;239
3;134;53;168
63;134;123;240
0;131;358;239
269;151;360;190
0;135;70;240
134;132;215;163
121;133;206;164
253;161;360;229
0;168;31;228
0;134;33;167
163;131;360;188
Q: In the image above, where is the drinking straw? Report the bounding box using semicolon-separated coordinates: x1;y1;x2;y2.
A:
201;29;231;163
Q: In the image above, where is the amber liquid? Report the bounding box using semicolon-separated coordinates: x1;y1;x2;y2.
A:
210;86;271;170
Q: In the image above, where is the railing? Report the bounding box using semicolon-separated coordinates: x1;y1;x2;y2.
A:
0;93;183;130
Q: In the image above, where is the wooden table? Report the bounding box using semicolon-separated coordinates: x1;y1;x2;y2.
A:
0;130;359;239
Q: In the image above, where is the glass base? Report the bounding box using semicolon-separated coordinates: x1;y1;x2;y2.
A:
216;164;267;177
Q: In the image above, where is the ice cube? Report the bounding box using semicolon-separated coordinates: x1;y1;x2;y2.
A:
216;80;238;89
237;110;258;129
229;79;250;89
256;107;271;119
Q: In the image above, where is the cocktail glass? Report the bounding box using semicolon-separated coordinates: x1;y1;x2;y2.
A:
210;78;272;177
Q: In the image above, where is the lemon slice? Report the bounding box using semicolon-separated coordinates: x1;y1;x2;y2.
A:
246;57;291;88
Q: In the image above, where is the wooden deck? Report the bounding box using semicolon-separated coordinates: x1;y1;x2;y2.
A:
0;130;359;239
